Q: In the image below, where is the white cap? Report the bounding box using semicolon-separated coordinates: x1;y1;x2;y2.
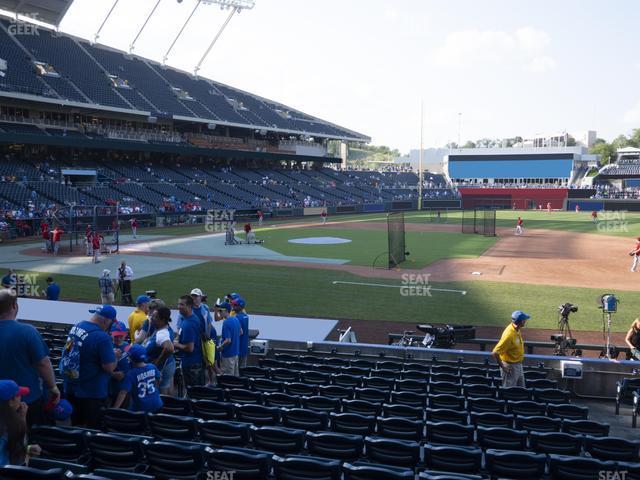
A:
190;288;203;296
102;269;111;276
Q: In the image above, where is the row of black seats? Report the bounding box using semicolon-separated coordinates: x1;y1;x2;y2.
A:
180;386;586;420
233;369;558;391
270;353;551;378
166;392;586;421
254;361;551;384
21;427;640;480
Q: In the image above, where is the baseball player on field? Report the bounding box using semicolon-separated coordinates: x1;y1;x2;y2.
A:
629;237;640;272
515;217;523;236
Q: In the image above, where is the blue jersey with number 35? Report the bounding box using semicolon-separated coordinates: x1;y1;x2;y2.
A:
120;364;163;413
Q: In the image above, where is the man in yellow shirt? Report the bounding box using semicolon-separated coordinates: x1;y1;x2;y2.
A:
492;310;529;387
128;295;150;341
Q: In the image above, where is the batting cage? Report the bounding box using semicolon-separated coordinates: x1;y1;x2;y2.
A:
461;208;496;236
387;211;406;268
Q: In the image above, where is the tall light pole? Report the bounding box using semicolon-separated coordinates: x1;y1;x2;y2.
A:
418;101;424;211
457;112;462;149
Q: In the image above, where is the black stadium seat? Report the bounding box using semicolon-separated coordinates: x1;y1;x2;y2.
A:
425;408;468;425
342;399;382;417
147;413;197;440
272;455;341;480
159;395;192;415
192;399;235;420
561;419;610;437
529;431;582;455
470;412;514;428
102;408;147;434
547;403;589;420
86;433;145;471
206;447;272;480
330;412;377;435
0;466;63;480
218;374;250;389
514;415;561;433
476;426;527;451
29;425;88;462
549;454;617;480
382;403;424;420
343;461;415;479
264;392;302;409
583;435;640;462
301;395;341;413
376;416;424;441
364;437;421;468
235;404;280;426
423;445;482;474
143;441;205;480
485;449;546;479
250;425;306;455
306;431;364;461
187;386;224;401
281;408;329;431
426;421;474;446
197;419;251;447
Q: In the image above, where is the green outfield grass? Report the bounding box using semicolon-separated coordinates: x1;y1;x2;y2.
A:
240;227;496;268
14;261;639;333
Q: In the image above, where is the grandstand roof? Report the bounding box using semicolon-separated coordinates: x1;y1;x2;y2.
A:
0;0;73;26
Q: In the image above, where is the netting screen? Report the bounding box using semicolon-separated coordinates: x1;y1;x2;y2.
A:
461;209;476;233
387;211;406;268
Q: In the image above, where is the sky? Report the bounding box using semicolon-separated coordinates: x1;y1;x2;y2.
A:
21;0;640;152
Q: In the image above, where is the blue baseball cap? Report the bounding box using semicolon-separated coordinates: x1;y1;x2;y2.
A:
231;296;246;309
136;295;151;305
127;344;147;363
216;300;231;312
0;380;30;401
50;399;73;421
511;310;530;324
89;305;117;321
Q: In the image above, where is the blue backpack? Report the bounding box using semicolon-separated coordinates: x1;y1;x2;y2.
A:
59;334;81;381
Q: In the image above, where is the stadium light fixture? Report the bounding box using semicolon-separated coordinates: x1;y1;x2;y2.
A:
162;0;255;67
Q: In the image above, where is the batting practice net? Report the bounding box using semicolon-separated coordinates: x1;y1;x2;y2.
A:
387;211;406;268
461;209;496;236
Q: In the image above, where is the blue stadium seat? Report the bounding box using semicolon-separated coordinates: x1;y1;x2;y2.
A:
86;432;146;471
354;387;389;404
547;403;589;420
583;436;640;462
225;388;263;405
561;419;610;437
235;404;280;426
331;374;362;388
549;454;616;480
218;374;250;390
281;408;329;431
102;408;147;434
318;385;353;400
529;431;582;455
29;425;88;462
250;378;285;393
390;391;428;408
301;395;342;413
533;388;571;404
364;436;421;468
498;387;532;401
428;394;465;410
506;400;547;417
143;440;205;480
147;413;197;440
466;397;505;414
476;426;527;451
425;408;468;425
206;447;271;480
382;403;424;420
342;399;382;417
284;382;317;396
363;376;395;391
192;399;235;420
376;416;424;441
394;379;429;393
159;395;192;416
264;392;302;409
514;415;561;433
187;385;224;401
0;466;63;480
470;412;514;428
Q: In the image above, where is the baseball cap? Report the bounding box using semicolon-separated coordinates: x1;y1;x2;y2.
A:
0;380;30;401
215;299;231;312
511;310;530;323
110;322;128;337
190;288;204;297
127;344;147;363
45;398;73;421
89;305;117;321
102;269;111;276
136;295;151;305
232;296;246;309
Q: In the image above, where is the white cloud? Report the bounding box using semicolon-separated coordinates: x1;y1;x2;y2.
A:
431;27;555;73
623;101;640;123
524;55;556;73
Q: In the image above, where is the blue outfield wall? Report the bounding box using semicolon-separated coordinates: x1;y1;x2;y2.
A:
449;159;573;179
567;200;605;211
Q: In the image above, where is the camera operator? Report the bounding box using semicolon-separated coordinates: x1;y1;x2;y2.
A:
625;318;640;360
492;310;529;387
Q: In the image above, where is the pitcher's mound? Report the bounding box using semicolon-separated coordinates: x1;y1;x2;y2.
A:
288;237;352;245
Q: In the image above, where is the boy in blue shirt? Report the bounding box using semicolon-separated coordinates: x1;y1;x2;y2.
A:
219;302;242;376
114;344;162;413
232;296;250;368
44;277;60;301
109;327;130;405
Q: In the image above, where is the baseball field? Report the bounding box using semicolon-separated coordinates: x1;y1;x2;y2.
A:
5;209;640;345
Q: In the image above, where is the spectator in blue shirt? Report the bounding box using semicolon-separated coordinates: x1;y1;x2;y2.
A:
44;277;60;301
63;305;117;428
219;302;242;377
232;297;250;368
114;345;162;413
135;298;166;345
173;295;204;387
0;289;59;427
0;270;14;289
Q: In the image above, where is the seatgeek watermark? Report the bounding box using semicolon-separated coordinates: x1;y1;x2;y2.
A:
596;211;629;233
7;13;40;35
7;273;42;297
400;273;432;297
205;209;235;233
205;471;235;480
599;470;628;480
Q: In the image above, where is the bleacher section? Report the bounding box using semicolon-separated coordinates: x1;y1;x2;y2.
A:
0;19;366;141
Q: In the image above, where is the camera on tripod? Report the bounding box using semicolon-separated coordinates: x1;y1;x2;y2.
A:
552;302;580;356
558;303;578;318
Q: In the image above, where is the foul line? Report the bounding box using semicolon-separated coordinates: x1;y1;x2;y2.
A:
332;280;467;295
